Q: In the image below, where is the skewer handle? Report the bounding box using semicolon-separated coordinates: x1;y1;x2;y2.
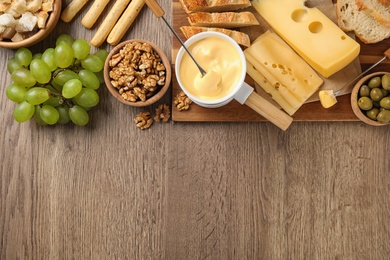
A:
145;0;165;18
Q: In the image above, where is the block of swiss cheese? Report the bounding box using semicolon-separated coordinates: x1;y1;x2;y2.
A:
252;0;360;78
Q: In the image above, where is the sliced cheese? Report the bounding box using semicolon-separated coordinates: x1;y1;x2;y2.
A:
244;31;323;115
246;60;299;115
252;0;360;78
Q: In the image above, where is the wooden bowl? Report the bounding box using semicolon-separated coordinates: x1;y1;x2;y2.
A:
0;0;62;49
351;71;390;126
104;39;171;107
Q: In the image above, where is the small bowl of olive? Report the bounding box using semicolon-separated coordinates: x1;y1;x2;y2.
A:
351;71;390;126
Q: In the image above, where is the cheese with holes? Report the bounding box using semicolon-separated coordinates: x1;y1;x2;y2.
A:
252;0;360;78
244;31;323;115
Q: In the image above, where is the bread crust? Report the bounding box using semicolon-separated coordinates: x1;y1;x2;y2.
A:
356;0;390;28
180;26;250;47
187;11;259;28
179;0;251;13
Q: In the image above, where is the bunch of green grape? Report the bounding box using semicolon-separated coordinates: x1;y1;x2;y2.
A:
5;34;108;126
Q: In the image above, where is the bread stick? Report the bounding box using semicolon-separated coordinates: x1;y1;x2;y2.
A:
90;0;131;47
82;0;111;29
61;0;90;23
107;0;146;46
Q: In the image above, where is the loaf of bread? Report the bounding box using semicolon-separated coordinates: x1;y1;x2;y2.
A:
180;26;251;47
179;0;251;14
337;0;390;44
356;0;390;28
187;11;259;28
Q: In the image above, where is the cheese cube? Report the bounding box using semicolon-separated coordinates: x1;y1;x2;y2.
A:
252;0;360;78
319;90;337;108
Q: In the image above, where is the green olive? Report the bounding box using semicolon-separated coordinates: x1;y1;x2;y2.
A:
366;108;379;120
368;76;381;89
380;97;390;109
381;88;389;97
370;88;384;102
359;84;370;97
358;96;373;110
379;107;386;112
373;100;381;108
376;110;390;123
381;74;390;90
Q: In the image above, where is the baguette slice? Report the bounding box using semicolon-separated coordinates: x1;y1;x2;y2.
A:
337;0;390;44
180;26;250;47
356;0;390;28
179;0;251;14
187;11;259;28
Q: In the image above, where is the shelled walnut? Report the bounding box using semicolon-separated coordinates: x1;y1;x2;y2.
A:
154;103;170;122
134;111;153;130
108;41;166;103
173;91;192;111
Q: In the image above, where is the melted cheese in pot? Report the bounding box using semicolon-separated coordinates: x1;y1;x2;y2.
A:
179;36;242;100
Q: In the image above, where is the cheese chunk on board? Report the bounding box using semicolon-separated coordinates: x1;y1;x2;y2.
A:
244;31;323;115
252;0;360;78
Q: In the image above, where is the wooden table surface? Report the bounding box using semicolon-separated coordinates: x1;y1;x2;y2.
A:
1;0;389;259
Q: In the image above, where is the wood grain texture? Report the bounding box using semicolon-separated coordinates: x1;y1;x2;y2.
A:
0;0;389;260
171;0;390;122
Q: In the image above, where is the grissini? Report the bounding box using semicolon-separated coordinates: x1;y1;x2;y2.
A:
90;0;131;46
107;0;146;46
61;0;90;23
82;0;111;29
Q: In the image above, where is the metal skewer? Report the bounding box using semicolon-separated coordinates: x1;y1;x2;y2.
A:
144;0;207;77
334;47;390;97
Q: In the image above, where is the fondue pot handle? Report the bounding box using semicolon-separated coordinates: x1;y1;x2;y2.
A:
244;91;293;131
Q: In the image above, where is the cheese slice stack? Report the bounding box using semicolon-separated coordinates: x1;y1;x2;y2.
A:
252;0;360;78
244;31;323;115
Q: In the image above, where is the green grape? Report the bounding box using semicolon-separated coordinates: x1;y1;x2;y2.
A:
69;105;89;126
32;53;42;59
12;68;36;88
33;105;48;126
15;47;32;67
40;105;59;125
25;87;50;105
56;106;70;124
42;48;57;71
81;55;103;72
6;83;27;102
94;70;104;84
54;43;74;68
30;59;52;84
43;96;64;107
56;34;74;46
53;69;79;86
7;57;23;74
51;81;63;92
62;79;82;98
79;69;100;90
72;39;90;60
14;101;35;123
94;49;109;62
72;88;99;108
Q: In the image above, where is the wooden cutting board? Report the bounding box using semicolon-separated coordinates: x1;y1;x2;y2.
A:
170;0;390;122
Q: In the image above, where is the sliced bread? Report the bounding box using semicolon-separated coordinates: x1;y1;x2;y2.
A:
179;0;251;14
356;0;390;28
180;26;251;47
187;11;259;28
337;0;390;44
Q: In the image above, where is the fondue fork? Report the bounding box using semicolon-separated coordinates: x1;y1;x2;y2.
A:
334;47;390;97
144;0;207;77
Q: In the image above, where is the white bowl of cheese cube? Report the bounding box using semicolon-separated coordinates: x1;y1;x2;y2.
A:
0;0;61;49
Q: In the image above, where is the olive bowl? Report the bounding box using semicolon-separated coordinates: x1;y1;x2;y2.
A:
0;0;62;49
351;71;390;126
104;39;171;107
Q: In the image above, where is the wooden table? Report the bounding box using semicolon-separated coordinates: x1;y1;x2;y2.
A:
0;1;389;259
